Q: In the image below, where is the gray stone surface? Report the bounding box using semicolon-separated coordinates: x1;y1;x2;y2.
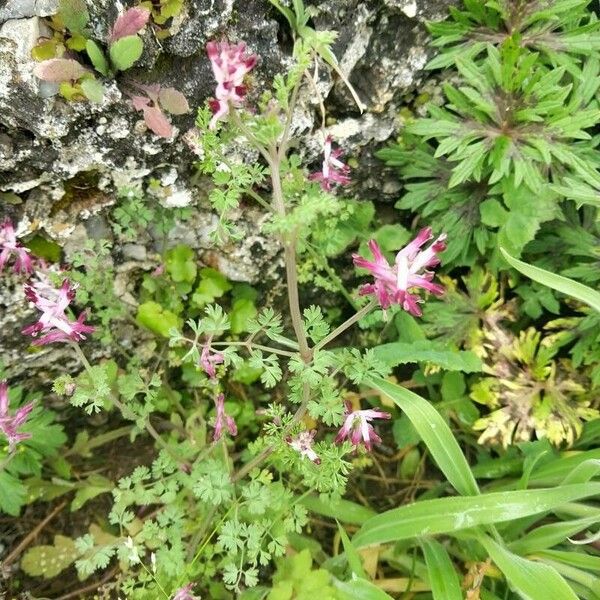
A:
0;0;456;370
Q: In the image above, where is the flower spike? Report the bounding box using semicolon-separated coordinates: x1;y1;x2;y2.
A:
206;40;257;129
309;136;351;191
353;227;446;315
335;402;391;451
0;218;33;275
213;393;237;442
0;381;34;452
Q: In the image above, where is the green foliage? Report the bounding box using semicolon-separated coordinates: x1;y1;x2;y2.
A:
21;535;79;579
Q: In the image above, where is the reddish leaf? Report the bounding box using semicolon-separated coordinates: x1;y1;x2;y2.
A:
131;95;151;111
33;58;87;82
143;106;173;138
158;87;190;115
137;83;161;103
109;7;150;42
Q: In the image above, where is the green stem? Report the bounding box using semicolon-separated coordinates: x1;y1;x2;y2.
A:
211;340;295;357
313;299;378;351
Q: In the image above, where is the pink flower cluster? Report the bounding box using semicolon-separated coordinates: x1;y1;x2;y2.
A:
0;219;33;275
286;430;321;464
206;40;257;129
213;393;237;442
22;279;94;345
335;402;391;451
0;381;34;452
172;583;200;600
353;227;447;315
200;343;224;380
309;136;351;191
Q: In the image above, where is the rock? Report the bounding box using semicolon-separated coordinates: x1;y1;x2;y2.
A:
0;0;458;371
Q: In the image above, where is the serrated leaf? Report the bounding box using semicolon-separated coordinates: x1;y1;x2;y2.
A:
0;471;27;516
109;35;143;71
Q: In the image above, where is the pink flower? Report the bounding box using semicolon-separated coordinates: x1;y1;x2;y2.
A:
206;40;257;129
353;227;446;315
0;219;33;275
172;584;200;600
213;393;237;442
286;430;321;464
309;136;351;191
200;344;224;380
335;402;391;451
0;381;34;452
22;279;94;345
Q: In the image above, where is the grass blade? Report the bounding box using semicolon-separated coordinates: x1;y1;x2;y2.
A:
421;538;462;600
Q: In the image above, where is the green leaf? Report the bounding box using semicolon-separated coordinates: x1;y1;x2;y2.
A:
0;471;27;516
352;483;600;548
298;495;376;525
136;301;180;337
477;535;577;600
80;78;104;103
71;475;113;511
337;522;367;579
58;0;89;33
500;247;600;313
421;539;462;600
334;578;395;599
191;268;232;307
366;377;479;496
108;35;143;71
165;244;197;283
372;341;482;373
231;298;258;334
21;535;78;578
86;39;109;76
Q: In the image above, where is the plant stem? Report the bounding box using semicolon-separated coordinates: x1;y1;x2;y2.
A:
211;340;296;357
269;156;312;362
313;298;378;351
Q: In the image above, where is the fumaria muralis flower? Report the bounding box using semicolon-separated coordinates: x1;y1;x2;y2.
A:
200;343;224;380
213;393;237;442
335;402;391;451
353;227;446;315
172;583;200;600
206;40;257;129
286;430;321;464
309;135;351;191
0;218;33;275
22;279;94;345
0;381;34;452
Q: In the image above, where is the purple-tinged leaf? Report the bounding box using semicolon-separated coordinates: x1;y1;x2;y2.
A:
158;87;190;115
110;7;151;42
131;95;151;111
33;58;87;82
143;106;173;138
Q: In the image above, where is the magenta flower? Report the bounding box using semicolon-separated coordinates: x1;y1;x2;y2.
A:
22;279;94;345
206;40;258;129
0;219;33;275
353;227;446;315
172;584;200;600
200;344;224;380
335;402;391;451
0;381;34;452
286;430;321;465
213;393;237;442
309;136;351;191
